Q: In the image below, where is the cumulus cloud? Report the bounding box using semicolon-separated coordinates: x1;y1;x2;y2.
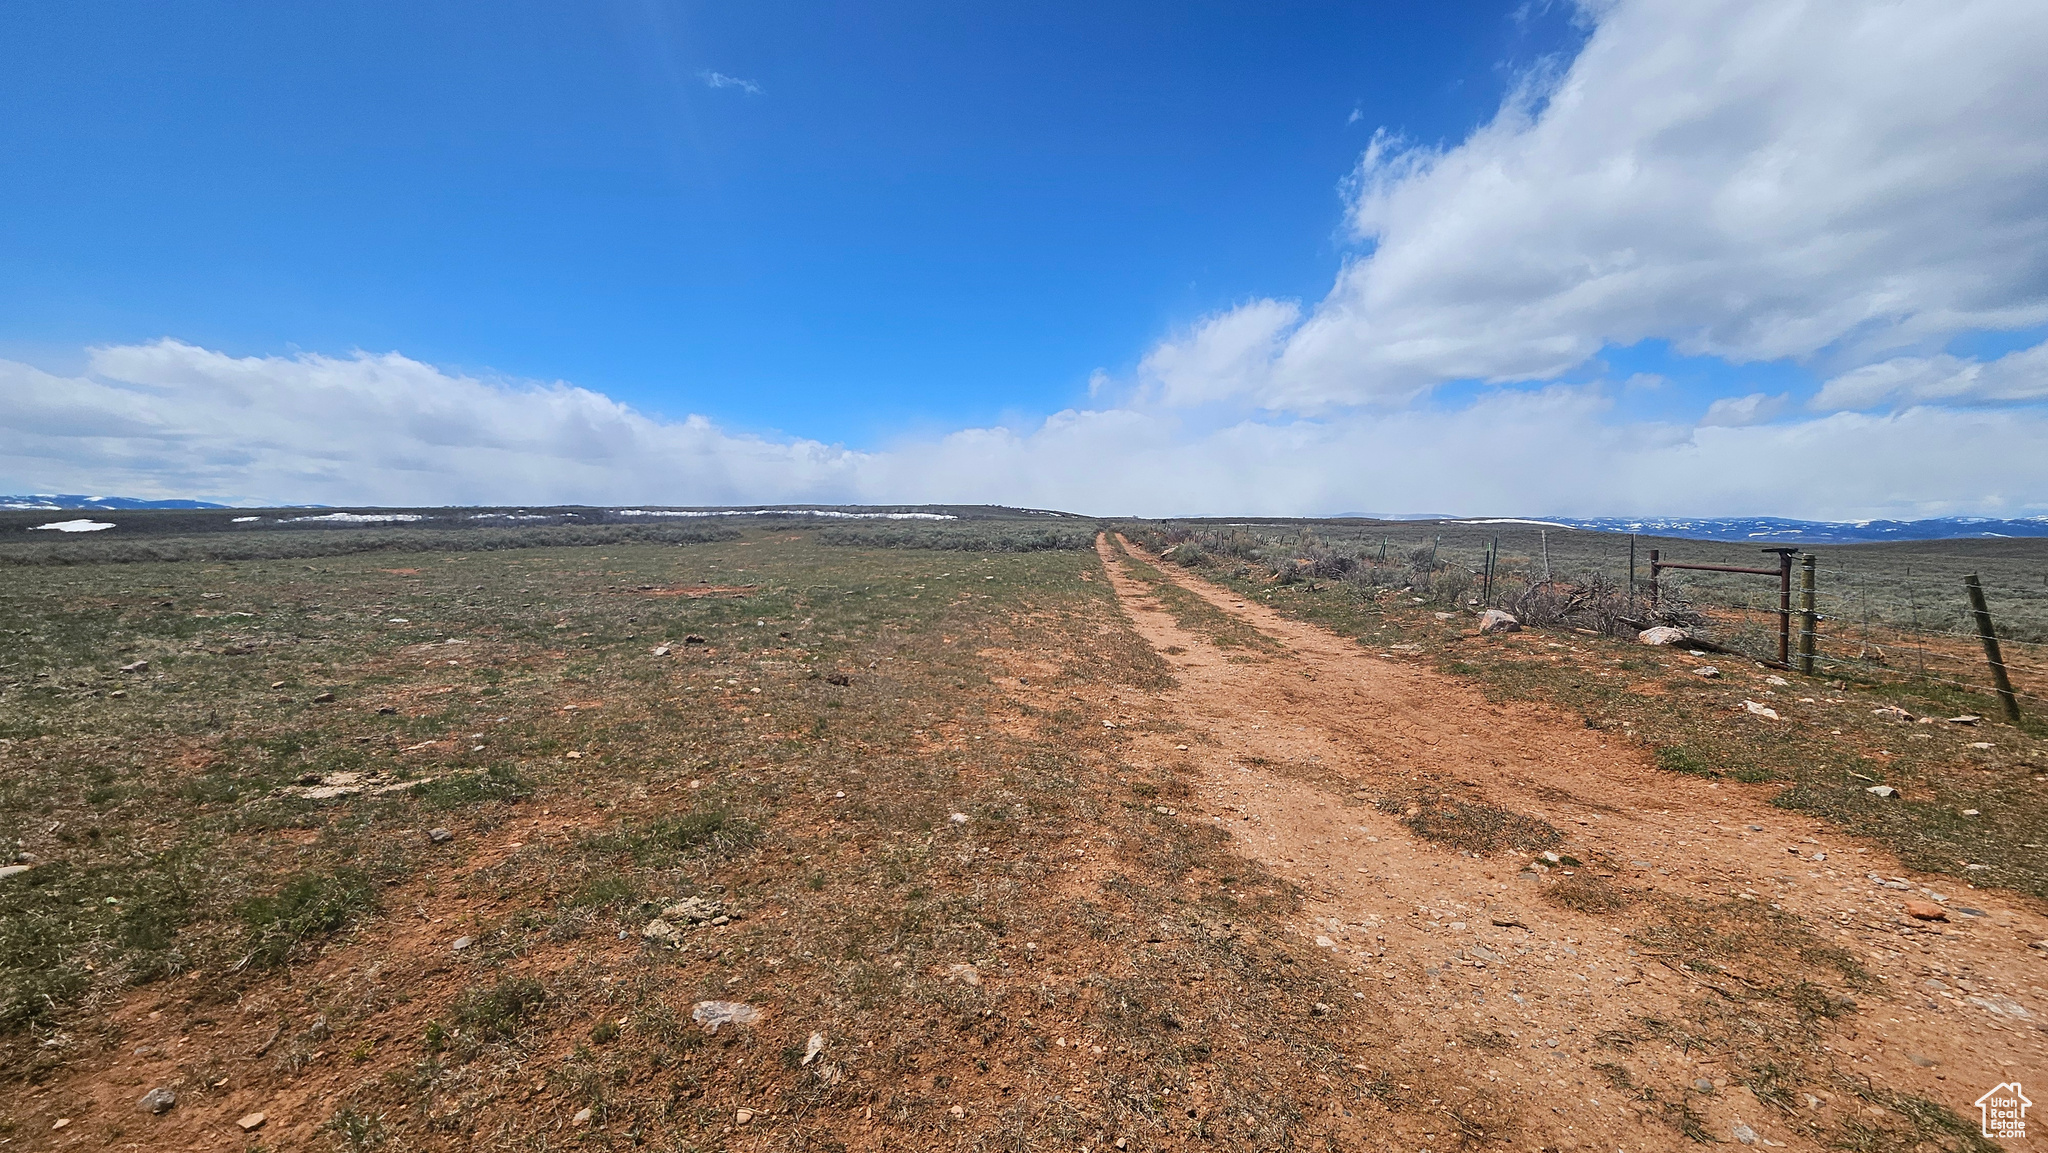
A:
4;340;2045;520
1148;0;2048;410
1811;338;2048;410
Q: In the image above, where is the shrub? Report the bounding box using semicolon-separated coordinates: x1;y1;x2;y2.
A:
238;869;377;968
818;526;1094;552
455;976;547;1040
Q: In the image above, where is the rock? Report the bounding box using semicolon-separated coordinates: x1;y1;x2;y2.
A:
802;1031;826;1065
1961;809;1981;818
944;962;982;986
1694;1078;1714;1092
1970;742;1995;750
1741;699;1780;719
735;1108;755;1124
51;1118;70;1130
691;1000;760;1033
1865;785;1899;799
313;691;336;703
1904;901;1947;921
949;812;969;824
1907;1053;1938;1068
1871;705;1913;721
573;1107;592;1125
237;1112;267;1131
683;634;707;645
824;672;852;686
1694;666;1721;678
1433;611;1453;621
0;865;30;881
1948;715;1981;725
1479;609;1520;634
641;919;680;942
661;896;723;923
1966;994;2033;1020
139;1087;176;1114
1638;626;1690;646
119;660;149;673
428;827;453;844
650;645;671;656
452;936;473;951
1764;674;1790;686
949;1104;966;1118
1732;1122;1758;1145
377;705;398;715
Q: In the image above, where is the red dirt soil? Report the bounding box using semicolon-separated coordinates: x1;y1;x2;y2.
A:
1099;533;2048;1151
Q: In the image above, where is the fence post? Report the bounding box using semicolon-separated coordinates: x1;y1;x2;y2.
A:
1964;574;2024;724
1628;533;1637;607
1648;549;1660;607
1798;554;1817;675
1541;530;1551;583
1770;548;1795;668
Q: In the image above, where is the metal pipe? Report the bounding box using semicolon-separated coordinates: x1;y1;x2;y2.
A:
1651;562;1782;577
1776;549;1794;668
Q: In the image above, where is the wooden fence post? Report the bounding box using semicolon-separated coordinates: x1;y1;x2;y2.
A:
1964;574;2024;724
1798;554;1817;675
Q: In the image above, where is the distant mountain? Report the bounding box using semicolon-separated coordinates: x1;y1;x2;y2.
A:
0;494;228;510
1460;515;2048;544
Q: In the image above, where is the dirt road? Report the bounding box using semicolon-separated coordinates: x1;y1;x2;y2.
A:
1097;533;2047;1150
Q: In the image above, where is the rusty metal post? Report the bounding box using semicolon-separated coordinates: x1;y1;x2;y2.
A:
1648;549;1660;608
1798;554;1817;675
1776;549;1794;668
1965;574;2024;724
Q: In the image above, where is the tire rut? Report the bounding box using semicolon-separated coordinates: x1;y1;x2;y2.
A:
1096;531;2048;1151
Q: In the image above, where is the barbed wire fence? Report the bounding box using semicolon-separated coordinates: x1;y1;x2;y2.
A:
1129;521;2043;725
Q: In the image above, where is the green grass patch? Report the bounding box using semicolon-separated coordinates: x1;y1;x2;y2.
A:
238;869;377;968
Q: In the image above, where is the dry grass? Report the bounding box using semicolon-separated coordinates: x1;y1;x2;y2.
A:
0;528;1438;1149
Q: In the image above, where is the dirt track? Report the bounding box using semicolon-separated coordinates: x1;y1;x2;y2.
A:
1098;533;2047;1150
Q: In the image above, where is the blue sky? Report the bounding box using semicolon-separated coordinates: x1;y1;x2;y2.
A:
3;1;2046;517
1;1;1580;442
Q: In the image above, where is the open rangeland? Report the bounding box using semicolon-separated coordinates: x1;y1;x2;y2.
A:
1;522;2041;1151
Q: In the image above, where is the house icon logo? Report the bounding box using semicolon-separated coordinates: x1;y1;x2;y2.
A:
1977;1082;2031;1139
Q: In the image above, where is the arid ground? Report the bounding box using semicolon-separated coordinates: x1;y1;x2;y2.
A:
2;522;2041;1151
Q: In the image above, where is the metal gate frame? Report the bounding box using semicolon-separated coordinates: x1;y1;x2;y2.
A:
1648;546;1800;669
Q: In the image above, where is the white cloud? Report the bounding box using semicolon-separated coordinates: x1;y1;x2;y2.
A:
1699;391;1788;427
1811;338;2048;410
1147;0;2048;409
1137;299;1301;407
698;70;761;95
0;341;866;507
4;340;2045;521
